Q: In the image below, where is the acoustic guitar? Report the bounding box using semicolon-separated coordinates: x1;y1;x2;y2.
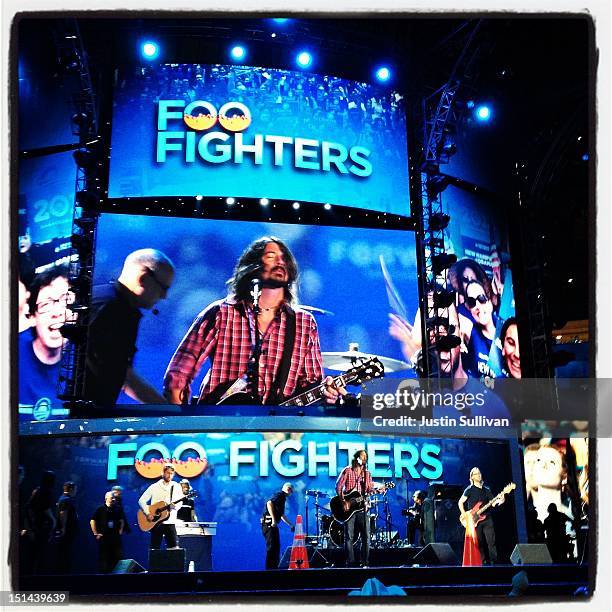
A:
330;481;395;523
137;491;197;532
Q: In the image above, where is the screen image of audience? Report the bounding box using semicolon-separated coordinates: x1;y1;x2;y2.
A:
18;265;73;422
522;440;587;563
117;63;406;167
388;255;520;382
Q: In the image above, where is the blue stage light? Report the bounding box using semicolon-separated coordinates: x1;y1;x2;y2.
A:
475;105;491;121
141;41;159;60
230;45;247;61
466;100;475;109
296;51;313;69
272;18;290;24
375;66;391;83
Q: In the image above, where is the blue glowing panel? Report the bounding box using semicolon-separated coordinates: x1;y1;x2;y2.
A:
108;64;410;216
94;214;419;402
18;151;75;258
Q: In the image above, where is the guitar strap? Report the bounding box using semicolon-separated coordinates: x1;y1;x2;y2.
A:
269;306;296;404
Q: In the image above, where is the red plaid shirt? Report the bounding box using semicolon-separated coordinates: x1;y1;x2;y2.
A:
164;299;324;404
336;466;375;496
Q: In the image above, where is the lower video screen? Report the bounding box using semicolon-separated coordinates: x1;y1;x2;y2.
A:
18;431;518;578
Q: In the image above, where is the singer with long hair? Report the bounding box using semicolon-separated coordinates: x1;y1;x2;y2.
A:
164;236;341;406
336;449;376;567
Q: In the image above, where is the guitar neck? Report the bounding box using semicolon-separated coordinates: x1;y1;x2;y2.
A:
476;491;506;516
280;373;353;407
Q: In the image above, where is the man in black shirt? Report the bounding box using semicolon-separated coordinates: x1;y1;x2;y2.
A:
90;491;124;573
84;249;174;408
56;482;78;573
177;479;197;522
406;490;425;546
261;483;295;569
458;467;503;565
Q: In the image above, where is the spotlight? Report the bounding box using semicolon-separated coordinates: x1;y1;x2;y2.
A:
141;41;160;61
466;100;475;109
375;66;391;83
59;323;87;343
260;198;270;206
433;289;455;309
271;18;290;24
429;212;450;231
292;202;300;210
432;253;457;275
296;51;313;69
195;195;203;201
75;190;100;208
439;139;457;159
435;334;462;352
226;197;235;205
324;203;332;211
426;174;451;199
475;105;491;122
230;45;247;61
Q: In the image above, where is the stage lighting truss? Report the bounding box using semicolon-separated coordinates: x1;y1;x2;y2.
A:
54;18;102;405
415;20;488;377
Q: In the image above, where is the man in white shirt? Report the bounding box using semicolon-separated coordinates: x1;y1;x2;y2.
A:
138;463;183;549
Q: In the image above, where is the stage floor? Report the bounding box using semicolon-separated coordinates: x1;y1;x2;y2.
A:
19;564;590;599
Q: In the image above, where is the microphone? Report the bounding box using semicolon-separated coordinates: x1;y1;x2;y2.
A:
250;277;262;309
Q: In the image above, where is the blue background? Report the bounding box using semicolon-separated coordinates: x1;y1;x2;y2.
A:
94;214;419;402
18;431;517;573
108;64;410;216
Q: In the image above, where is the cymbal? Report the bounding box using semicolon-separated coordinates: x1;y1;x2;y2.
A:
300;305;335;316
322;350;411;373
305;489;329;498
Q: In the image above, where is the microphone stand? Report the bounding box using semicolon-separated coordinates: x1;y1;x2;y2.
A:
247;279;264;404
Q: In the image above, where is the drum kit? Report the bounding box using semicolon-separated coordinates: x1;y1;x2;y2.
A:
304;488;398;549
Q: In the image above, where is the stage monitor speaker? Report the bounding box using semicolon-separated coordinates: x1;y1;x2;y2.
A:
414;542;458;566
112;559;146;574
510;543;553;565
279;545;331;569
148;548;186;572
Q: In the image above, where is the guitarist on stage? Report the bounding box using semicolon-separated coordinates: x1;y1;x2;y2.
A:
138;463;183;549
164;237;343;407
336;450;377;567
458;467;504;565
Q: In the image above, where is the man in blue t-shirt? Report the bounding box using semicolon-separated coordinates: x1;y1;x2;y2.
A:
18;267;71;422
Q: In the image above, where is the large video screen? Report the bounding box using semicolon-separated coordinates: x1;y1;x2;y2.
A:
108;64;410;216
89;214;418;407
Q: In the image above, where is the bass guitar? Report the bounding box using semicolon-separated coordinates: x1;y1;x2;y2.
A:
460;482;516;528
330;481;395;523
137;490;198;532
214;357;384;406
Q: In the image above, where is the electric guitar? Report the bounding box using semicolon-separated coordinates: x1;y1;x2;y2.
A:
137;491;198;532
330;481;395;523
213;357;384;406
460;482;516;528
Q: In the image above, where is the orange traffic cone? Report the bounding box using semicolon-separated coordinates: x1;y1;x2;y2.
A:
288;515;309;570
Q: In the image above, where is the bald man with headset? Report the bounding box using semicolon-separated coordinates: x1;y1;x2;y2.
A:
84;248;175;407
